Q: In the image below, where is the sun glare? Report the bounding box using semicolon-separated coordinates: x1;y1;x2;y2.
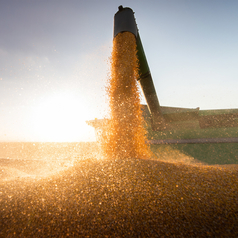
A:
31;93;93;142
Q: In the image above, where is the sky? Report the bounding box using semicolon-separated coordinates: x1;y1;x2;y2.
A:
0;0;238;142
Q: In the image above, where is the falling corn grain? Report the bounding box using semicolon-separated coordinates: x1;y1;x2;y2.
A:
101;32;150;160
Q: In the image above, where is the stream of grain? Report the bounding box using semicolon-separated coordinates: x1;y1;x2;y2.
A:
102;32;150;160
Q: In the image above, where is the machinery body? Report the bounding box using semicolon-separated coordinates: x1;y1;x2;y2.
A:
86;5;238;154
113;6;238;132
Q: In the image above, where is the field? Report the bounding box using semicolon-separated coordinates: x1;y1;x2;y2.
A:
145;108;238;165
0;142;238;237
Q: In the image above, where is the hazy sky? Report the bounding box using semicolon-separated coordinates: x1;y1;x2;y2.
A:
1;0;238;142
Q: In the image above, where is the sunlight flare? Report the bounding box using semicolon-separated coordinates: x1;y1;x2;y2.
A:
31;93;93;142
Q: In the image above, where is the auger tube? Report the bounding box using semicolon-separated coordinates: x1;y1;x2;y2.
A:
113;5;165;130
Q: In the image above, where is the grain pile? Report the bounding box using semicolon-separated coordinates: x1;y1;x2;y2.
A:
1;155;238;237
101;32;150;160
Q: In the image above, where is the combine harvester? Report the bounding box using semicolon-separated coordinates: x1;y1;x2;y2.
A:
87;6;238;153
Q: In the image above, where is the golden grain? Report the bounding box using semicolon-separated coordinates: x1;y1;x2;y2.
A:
101;32;150;160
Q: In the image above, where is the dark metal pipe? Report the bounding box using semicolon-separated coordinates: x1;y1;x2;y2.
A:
113;6;166;130
114;6;138;38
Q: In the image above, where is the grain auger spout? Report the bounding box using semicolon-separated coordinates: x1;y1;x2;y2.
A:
114;5;166;130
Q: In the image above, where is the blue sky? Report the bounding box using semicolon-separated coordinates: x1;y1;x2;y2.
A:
0;0;238;142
